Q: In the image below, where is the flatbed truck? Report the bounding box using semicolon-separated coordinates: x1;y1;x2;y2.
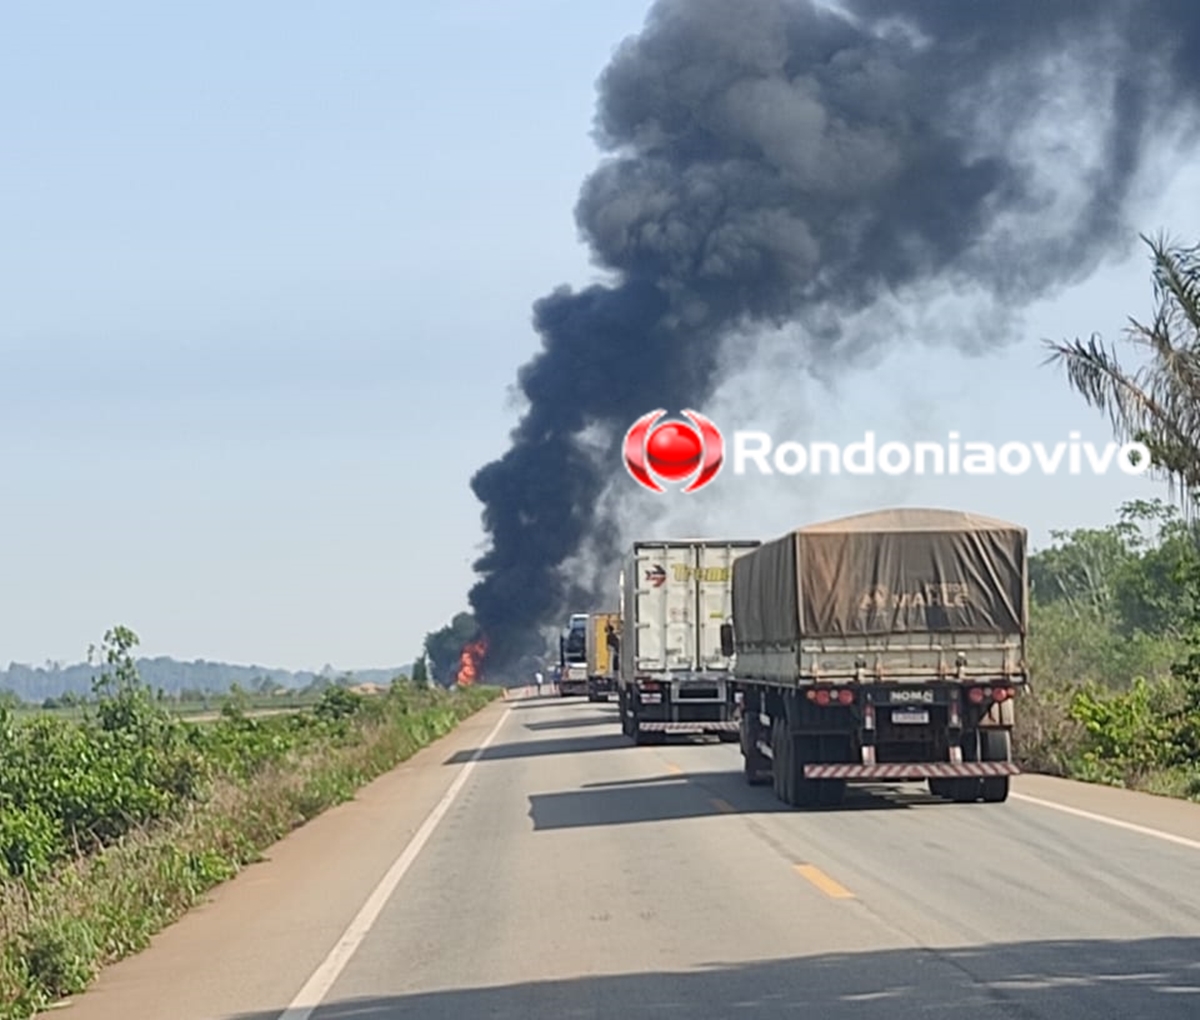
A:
723;508;1027;807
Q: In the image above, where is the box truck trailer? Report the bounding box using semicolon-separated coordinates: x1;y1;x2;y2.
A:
617;538;762;744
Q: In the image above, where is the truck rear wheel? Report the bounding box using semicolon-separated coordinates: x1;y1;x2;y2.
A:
787;735;820;808
816;737;847;807
742;712;770;785
980;729;1011;803
631;696;664;745
950;730;982;802
771;718;787;799
818;778;846;807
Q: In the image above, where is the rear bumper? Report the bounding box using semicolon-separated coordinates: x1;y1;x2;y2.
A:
638;721;740;733
802;762;1020;779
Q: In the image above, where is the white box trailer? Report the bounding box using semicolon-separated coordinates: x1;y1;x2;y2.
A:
616;538;761;744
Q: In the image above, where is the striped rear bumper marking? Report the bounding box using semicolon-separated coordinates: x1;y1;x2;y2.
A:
638;721;740;732
802;762;1020;778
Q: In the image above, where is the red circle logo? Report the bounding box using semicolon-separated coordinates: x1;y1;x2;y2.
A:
622;409;724;493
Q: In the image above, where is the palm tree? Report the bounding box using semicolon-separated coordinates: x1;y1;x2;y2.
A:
1043;232;1200;516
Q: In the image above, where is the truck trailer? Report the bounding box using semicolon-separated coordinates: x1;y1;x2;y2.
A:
617;538;762;744
586;611;621;702
723;508;1027;807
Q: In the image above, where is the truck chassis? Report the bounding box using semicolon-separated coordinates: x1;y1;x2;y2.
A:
735;678;1019;807
587;673;616;701
618;675;742;744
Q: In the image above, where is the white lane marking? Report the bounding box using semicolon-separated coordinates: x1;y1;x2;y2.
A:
277;705;511;1019
1011;793;1200;851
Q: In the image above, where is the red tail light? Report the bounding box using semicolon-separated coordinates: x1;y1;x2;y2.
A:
837;689;854;705
967;685;1014;703
815;689;830;706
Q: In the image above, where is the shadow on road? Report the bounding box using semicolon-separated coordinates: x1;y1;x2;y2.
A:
228;936;1200;1019
505;697;588;711
450;723;964;814
525;768;941;827
523;711;619;732
443;732;631;764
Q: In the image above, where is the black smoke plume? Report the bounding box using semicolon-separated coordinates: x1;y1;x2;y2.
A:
467;0;1200;671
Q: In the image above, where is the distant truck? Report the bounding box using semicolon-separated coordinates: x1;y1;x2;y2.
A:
558;613;590;696
586;611;621;702
723;508;1026;807
617;538;761;744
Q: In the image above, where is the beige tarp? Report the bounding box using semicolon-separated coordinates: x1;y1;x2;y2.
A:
731;508;1027;641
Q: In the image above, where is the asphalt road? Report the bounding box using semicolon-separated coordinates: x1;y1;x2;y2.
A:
52;695;1200;1020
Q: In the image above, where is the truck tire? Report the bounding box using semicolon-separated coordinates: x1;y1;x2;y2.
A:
816;737;847;807
980;729;1011;803
787;735;820;808
818;780;846;807
633;719;656;745
742;712;770;785
771;718;786;799
950;730;982;802
631;696;663;745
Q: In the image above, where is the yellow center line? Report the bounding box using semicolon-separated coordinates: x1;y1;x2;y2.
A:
710;797;735;813
665;763;684;774
794;863;855;899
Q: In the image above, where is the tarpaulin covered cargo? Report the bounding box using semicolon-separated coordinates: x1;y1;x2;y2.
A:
731;508;1027;642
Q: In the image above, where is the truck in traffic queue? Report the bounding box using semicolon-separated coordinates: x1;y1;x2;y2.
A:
617;539;762;744
585;611;621;702
558;613;590;696
723;507;1027;808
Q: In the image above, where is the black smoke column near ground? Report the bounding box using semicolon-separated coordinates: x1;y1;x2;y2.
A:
466;0;1200;673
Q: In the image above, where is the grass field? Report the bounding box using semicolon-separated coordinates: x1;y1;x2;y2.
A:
9;691;324;724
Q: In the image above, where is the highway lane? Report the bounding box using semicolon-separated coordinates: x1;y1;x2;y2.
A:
52;695;1200;1019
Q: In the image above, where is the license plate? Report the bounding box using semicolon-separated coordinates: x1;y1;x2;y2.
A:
892;709;929;724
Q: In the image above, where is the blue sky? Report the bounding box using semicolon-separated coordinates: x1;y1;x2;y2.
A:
2;1;1198;672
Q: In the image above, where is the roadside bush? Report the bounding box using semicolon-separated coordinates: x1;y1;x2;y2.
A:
0;628;501;1018
1016;500;1200;799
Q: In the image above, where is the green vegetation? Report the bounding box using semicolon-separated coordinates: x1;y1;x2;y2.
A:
1018;498;1200;799
1027;233;1200;799
0;627;500;1019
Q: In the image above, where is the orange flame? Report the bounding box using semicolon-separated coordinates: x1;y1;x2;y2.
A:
456;636;487;686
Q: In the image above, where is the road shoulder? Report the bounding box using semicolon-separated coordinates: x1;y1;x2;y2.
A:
45;698;511;1020
1013;774;1200;845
